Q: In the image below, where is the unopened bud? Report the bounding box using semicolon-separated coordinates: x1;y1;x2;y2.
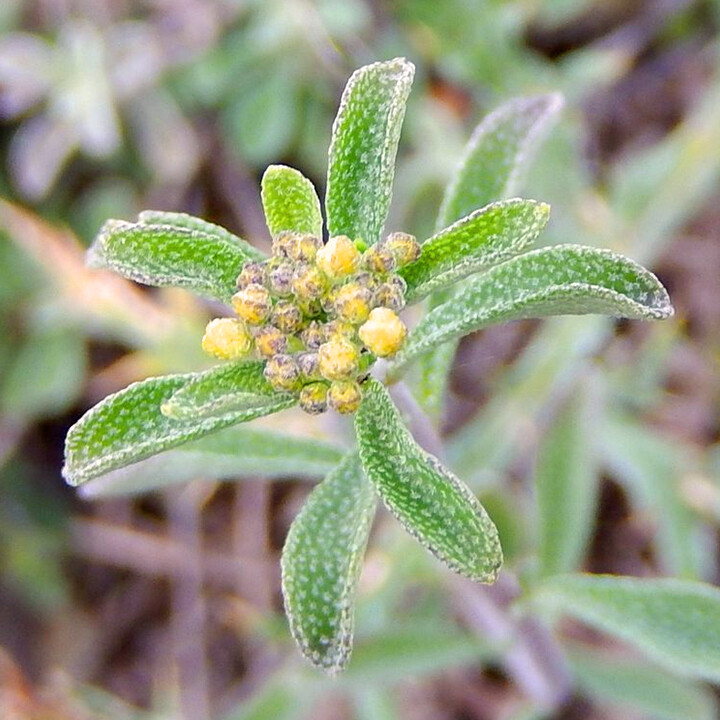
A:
327;380;362;414
271;300;304;334
358;307;406;357
385;232;420;267
202;318;253;360
324;319;356;341
300;321;326;350
299;382;328;415
272;231;298;258
362;244;396;273
318;337;359;380
254;325;288;358
333;282;372;324
268;260;295;297
374;280;405;312
236;261;266;289
264;354;302;392
232;284;272;325
289;234;322;262
297;351;321;380
316;235;360;278
292;263;327;301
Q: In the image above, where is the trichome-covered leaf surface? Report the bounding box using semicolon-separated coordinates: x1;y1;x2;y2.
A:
161;361;295;420
438;93;563;229
355;378;502;582
80;427;345;498
261;164;323;239
281;453;377;673
88;213;264;304
326;57;414;246
401;199;549;302
535;574;720;682
395;245;673;369
63;368;290;485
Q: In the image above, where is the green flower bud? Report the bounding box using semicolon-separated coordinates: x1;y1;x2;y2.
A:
299;382;328;415
264;354;302;392
327;380;362;414
231;284;272;325
254;325;288;358
271;300;304;334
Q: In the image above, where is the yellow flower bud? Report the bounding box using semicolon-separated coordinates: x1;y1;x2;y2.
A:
201;318;253;360
384;232;420;267
292;264;327;301
318;337;359;380
358;307;407;357
231;284;272;325
324;319;356;341
272;231;298;258
271;300;304;334
264;354;302;392
316;235;360;278
333;282;372;324
288;234;322;262
374;279;406;312
327;380;362;414
254;325;288;358
299;382;328;415
362;244;396;274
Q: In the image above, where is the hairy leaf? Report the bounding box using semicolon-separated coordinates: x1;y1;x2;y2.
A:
161;361;295;420
326;58;414;246
566;642;717;720
355;378;502;582
63;369;288;485
88;214;264;303
438;93;563;228
281;454;377;673
80;427;344;498
401;199;549;303
535;574;720;681
394;245;673;370
261;165;323;238
536;377;600;577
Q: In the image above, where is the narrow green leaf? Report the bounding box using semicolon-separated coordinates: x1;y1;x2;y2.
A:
326;58;414;245
536;376;600;577
161;361;295;420
393;245;673;370
355;378;502;582
63;369;288;486
261;165;323;239
281;453;377;673
401;199;550;303
79;427;345;498
566;642;717;720
438;93;563;228
534;574;720;682
88;214;264;303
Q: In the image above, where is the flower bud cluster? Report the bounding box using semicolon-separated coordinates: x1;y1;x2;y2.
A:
202;231;420;415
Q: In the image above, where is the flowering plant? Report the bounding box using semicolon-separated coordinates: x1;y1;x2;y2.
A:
63;58;672;672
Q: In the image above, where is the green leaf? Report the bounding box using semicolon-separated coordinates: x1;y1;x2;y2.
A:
79;427;345;498
160;361;295;420
438;93;563;228
566;642;717;720
281;453;377;673
136;210;249;247
401;199;549;303
88;214;264;304
536;376;600;577
393;245;673;371
326;57;414;246
261;165;323;239
63;368;289;486
534;574;720;682
355;378;502;582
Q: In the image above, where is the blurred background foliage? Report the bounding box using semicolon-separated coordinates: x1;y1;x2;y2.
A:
0;1;718;718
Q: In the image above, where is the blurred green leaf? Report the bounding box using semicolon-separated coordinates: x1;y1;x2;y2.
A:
534;574;720;681
281;453;377;673
88;215;264;304
261;164;323;238
536;376;600;577
80;427;344;498
393;245;673;371
161;361;295;421
1;326;86;421
438;93;563;229
566;642;717;720
402;199;550;303
356;378;501;582
326;58;414;246
222;671;313;720
63;370;285;486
